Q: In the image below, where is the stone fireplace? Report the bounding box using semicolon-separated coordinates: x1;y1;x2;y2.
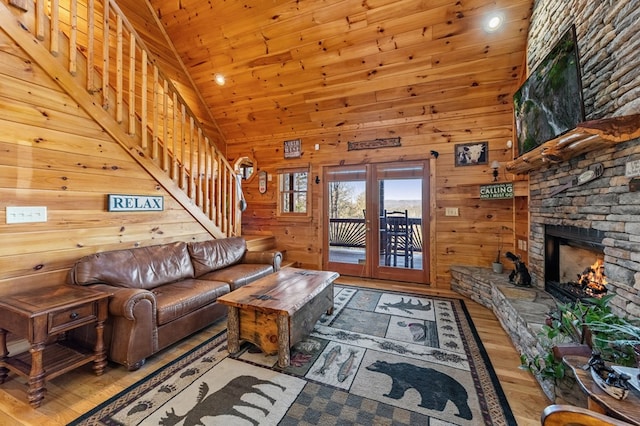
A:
528;138;640;319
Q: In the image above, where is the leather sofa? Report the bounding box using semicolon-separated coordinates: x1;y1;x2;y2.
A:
68;237;282;370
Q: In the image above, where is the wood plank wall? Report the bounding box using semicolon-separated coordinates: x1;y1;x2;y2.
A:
0;28;213;297
227;114;526;287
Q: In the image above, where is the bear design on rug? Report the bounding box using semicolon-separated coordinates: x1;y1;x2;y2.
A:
159;376;286;426
366;360;472;420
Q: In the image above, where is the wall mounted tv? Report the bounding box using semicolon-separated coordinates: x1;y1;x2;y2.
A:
513;25;584;156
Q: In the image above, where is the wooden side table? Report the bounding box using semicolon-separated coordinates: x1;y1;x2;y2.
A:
564;355;640;425
0;285;109;408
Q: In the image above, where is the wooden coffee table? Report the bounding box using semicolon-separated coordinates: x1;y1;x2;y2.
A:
217;268;339;367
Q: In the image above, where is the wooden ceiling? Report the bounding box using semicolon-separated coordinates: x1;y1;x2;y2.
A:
147;0;533;143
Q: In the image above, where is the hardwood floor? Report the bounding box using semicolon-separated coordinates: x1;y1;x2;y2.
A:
0;277;550;425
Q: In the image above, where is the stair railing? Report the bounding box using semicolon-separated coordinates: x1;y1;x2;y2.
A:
25;0;240;236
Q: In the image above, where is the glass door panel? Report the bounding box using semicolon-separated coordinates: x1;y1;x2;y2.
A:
373;162;428;283
325;166;369;277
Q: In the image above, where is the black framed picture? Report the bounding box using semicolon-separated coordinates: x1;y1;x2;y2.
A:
454;142;488;166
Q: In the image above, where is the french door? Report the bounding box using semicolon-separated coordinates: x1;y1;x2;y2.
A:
323;161;430;283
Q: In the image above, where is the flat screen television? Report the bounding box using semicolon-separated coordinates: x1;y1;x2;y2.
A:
513;25;585;156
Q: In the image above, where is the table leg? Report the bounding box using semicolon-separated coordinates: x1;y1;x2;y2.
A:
276;315;290;368
27;342;46;408
0;329;8;384
93;318;107;376
226;306;240;354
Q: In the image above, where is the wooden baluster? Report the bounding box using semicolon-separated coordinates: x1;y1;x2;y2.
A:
162;80;169;172
115;15;123;123
189;116;195;200
216;156;222;227
180;104;186;190
86;0;94;91
152;65;159;160
172;92;179;182
36;0;45;41
140;50;147;149
69;0;77;75
196;128;203;207
204;140;211;217
210;152;218;224
50;0;59;56
128;35;136;135
102;0;109;109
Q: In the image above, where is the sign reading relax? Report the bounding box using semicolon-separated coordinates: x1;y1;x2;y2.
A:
479;183;514;199
108;194;164;212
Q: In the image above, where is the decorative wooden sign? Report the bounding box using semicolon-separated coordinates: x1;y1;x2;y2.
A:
480;183;514;199
347;137;401;151
284;139;302;158
258;171;267;194
625;159;640;178
108;194;164;212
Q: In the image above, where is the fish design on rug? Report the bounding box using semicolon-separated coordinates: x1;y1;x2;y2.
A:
158;376;286;426
366;360;472;420
337;349;358;382
315;345;341;375
379;297;431;315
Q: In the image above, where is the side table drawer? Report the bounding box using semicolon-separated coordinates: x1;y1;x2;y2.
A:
49;302;97;334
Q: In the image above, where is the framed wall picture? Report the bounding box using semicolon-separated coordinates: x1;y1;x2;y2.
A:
283;139;301;158
454;141;488;166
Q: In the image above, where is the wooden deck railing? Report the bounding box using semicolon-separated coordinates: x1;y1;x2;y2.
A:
16;0;240;236
329;218;423;251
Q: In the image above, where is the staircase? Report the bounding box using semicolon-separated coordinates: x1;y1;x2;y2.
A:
0;0;240;238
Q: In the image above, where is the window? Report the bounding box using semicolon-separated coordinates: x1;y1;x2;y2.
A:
277;167;310;219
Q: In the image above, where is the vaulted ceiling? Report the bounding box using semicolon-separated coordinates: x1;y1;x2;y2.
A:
146;0;533;143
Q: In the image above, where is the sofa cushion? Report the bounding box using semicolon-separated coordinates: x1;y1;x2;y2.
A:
188;237;247;277
153;279;230;325
199;263;274;291
69;242;195;290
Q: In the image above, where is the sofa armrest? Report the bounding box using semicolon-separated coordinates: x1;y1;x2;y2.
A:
82;284;157;370
242;250;283;271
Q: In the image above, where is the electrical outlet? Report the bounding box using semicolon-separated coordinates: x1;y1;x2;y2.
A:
6;206;47;224
445;207;459;217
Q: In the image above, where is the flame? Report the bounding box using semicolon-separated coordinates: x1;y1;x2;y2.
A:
577;259;607;297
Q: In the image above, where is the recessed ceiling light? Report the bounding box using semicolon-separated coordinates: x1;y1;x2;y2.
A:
214;73;226;86
485;13;504;32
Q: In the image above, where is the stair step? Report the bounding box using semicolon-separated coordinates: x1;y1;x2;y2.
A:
245;235;276;251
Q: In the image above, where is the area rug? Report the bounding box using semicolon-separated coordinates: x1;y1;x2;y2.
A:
70;286;516;425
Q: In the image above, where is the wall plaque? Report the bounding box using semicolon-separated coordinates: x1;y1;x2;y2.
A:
347;137;401;151
284;139;302;158
108;194;164;212
479;183;514;199
625;159;640;178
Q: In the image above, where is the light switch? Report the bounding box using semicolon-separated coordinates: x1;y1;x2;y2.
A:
445;207;459;217
6;206;47;224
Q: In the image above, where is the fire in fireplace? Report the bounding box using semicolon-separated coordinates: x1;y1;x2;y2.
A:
544;225;607;303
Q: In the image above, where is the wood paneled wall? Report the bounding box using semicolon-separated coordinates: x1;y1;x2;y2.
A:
0;28;212;297
228;108;523;287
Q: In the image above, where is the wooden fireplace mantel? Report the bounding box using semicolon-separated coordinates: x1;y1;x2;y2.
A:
506;114;640;174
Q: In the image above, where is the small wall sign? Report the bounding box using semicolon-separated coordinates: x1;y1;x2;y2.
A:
108;194;164;212
258;171;267;194
625;159;640;178
284;139;302;158
480;183;514;199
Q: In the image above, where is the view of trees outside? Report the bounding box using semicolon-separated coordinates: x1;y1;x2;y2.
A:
328;180;421;219
281;171;308;213
328;181;365;218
